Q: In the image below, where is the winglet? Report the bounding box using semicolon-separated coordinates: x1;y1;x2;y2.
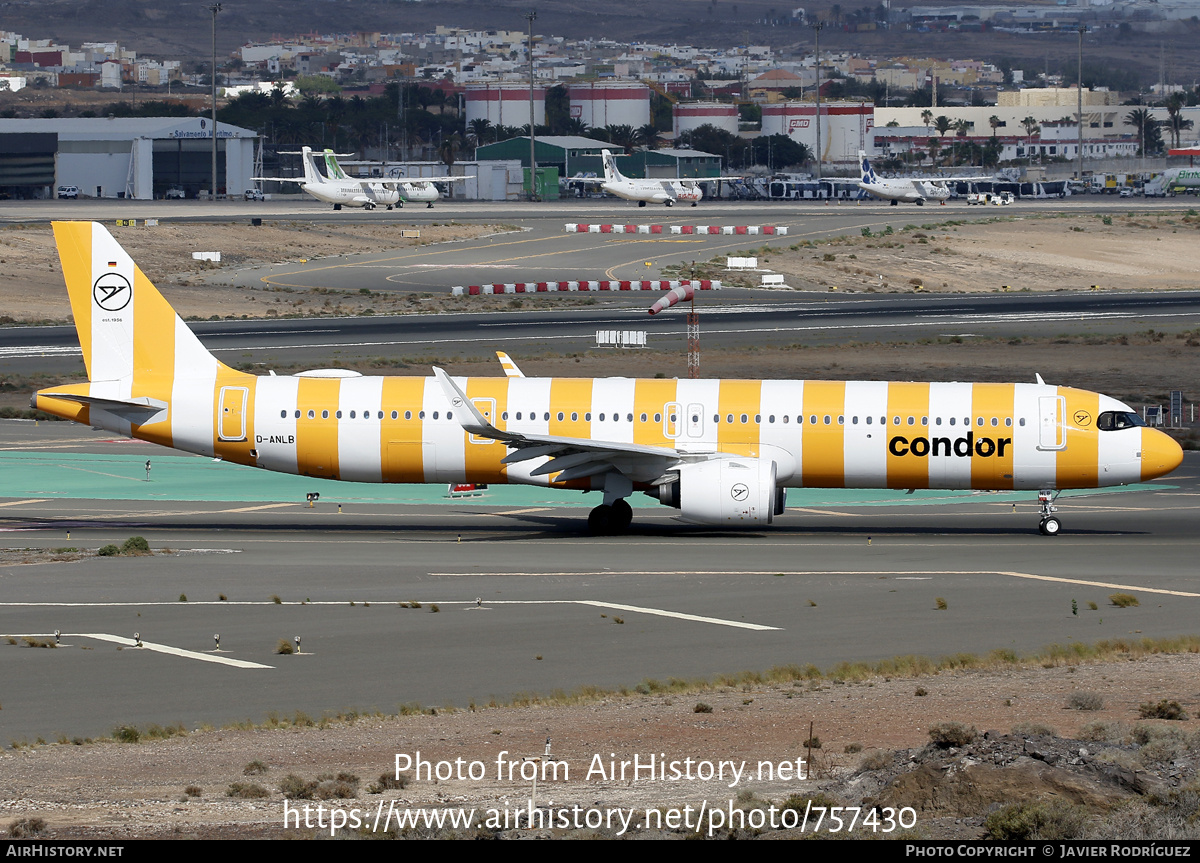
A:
1035;373;1046;386
496;351;525;378
432;367;492;434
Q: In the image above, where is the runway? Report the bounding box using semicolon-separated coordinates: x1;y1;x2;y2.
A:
7;290;1200;378
1;419;1198;742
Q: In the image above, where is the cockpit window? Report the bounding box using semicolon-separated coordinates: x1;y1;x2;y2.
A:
1097;411;1145;431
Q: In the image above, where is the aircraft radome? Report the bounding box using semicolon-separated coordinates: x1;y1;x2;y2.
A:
34;222;1183;535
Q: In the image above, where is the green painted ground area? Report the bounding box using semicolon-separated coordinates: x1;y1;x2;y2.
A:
0;451;1166;509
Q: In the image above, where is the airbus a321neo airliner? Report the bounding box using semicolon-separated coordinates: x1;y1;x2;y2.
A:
34;223;1182;535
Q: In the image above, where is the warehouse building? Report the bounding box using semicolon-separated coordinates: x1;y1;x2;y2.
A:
0;117;257;200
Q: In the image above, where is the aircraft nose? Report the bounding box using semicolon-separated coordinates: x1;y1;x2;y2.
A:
1141;428;1184;481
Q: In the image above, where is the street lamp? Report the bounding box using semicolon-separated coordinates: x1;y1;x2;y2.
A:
811;21;824;183
526;9;538;201
1077;24;1086;185
209;4;222;199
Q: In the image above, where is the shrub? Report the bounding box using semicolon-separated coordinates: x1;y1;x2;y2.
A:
112;725;140;743
984;801;1086;840
183;785;202;798
802;736;822;749
781;793;841;816
1110;593;1140;607
914;686;928;697
935;597;948;610
367;772;409;793
694;703;713;714
1079;720;1127;743
859;749;892;771
8;817;47;838
1067;691;1104;711
226;782;269;799
243;760;267;775
121;536;150;554
275;639;294;655
98;545;120;556
280;774;318;800
1012;722;1058;739
1138;700;1189;721
929;722;977;748
843;742;862;754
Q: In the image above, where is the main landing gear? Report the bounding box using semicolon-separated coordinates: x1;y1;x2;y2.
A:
588;499;633;535
638;200;647;207
588;473;634;535
1037;489;1061;536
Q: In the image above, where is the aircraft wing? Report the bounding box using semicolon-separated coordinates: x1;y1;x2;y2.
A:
367;176;475;187
400;176;474;184
252;176;306;183
432;367;701;484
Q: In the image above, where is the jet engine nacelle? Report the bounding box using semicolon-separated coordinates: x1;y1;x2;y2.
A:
655;457;785;524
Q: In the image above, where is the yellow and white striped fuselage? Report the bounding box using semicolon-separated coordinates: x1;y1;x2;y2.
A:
49;371;1167;493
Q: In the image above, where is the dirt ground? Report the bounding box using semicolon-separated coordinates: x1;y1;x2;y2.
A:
0;220;504;323
1;647;1198;840
747;210;1200;295
4;211;1200;324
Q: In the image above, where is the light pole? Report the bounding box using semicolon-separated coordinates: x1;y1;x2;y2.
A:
1077;24;1086;185
526;9;538;201
811;21;823;183
209;4;222;199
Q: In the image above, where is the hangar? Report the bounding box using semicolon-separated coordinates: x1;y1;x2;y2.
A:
0;117;257;200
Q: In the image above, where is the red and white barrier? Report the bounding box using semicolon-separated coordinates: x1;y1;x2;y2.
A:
564;224;786;235
451;279;721;296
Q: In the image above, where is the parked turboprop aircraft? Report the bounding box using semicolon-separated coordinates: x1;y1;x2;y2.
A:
35;222;1183;535
254;147;466;210
857;150;973;206
576;149;739;207
321;149;468;208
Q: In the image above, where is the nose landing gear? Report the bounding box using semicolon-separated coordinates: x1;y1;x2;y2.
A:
1038;489;1061;536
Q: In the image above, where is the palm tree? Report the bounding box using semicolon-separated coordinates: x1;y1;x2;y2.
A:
1164;93;1193;150
605;124;637;153
635;123;661;150
467;118;493;147
1021;116;1040;162
921;109;933;134
1125;107;1152;157
952;118;971;166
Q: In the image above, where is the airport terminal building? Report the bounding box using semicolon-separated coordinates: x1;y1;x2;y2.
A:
0;117;257;200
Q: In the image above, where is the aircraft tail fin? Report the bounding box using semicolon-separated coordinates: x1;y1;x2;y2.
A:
301;146;325;184
858;149;878;185
47;221;235;387
322;148;350;181
601;149;623;184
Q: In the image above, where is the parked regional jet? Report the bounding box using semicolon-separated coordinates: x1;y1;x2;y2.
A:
34;222;1182;535
254;147;465;210
857;150;957;206
577;149;738;207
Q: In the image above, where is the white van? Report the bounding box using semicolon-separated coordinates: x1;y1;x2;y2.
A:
57;185;79;199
